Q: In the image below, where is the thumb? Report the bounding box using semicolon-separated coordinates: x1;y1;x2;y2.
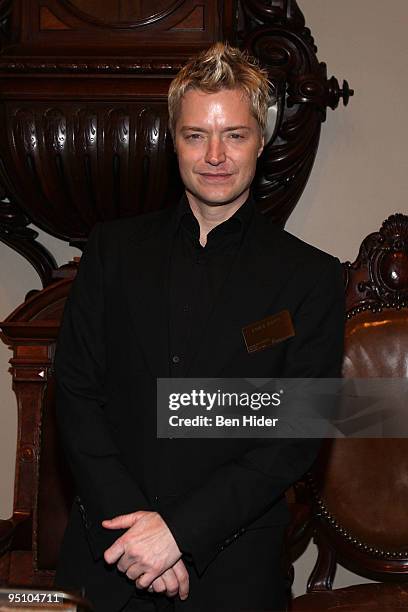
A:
102;512;140;530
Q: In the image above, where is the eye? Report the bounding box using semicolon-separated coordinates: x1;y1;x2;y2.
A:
185;133;203;140
228;133;245;140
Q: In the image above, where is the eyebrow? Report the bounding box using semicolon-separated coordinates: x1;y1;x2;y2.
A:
180;125;252;132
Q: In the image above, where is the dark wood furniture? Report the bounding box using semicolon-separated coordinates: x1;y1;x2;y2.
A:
291;213;408;611
0;0;352;594
0;0;351;286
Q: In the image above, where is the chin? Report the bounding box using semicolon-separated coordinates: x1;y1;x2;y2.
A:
190;186;247;207
203;195;235;206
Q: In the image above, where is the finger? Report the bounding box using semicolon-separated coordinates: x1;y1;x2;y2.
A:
149;576;166;593
118;548;144;574
155;568;179;598
125;563;146;580
135;570;161;590
102;512;140;530
172;559;189;600
103;540;126;565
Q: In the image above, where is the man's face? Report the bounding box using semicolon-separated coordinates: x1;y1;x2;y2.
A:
174;88;264;208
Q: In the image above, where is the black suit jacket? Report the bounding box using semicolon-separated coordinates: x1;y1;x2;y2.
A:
54;199;345;610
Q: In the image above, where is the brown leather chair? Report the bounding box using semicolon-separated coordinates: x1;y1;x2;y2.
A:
291;213;408;611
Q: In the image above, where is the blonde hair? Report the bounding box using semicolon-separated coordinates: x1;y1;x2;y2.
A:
168;42;273;138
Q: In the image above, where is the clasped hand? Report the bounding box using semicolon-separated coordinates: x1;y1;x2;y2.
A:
102;511;189;600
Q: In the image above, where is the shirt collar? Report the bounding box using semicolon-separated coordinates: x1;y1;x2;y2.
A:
174;191;254;241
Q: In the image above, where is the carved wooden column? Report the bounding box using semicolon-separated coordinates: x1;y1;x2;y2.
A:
0;280;72;586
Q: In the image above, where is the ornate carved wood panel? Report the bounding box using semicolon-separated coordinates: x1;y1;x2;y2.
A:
343;213;408;313
11;0;219;50
0;101;181;244
237;0;353;222
0;0;352;282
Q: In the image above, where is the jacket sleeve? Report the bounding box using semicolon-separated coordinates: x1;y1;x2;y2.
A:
160;256;345;575
54;222;152;562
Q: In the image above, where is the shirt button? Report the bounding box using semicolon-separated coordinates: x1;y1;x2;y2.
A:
172;355;180;364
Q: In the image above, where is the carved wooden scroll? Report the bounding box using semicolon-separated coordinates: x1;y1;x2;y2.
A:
237;0;353;222
344;213;408;314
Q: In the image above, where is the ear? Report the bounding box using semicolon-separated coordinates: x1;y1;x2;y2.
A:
257;134;265;158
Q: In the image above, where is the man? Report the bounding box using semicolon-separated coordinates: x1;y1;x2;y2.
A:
54;43;345;612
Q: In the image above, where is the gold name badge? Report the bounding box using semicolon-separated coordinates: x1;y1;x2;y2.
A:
242;309;295;354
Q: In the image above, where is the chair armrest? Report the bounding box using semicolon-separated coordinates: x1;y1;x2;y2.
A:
285;480;313;546
286;501;313;545
284;484;314;588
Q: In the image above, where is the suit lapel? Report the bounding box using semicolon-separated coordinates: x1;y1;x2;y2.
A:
186;210;290;376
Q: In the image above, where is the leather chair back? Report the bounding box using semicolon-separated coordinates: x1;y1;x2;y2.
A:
314;308;408;556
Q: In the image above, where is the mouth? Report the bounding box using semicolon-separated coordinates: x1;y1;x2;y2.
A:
198;173;234;182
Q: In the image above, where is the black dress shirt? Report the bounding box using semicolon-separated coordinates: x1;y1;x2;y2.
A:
168;193;254;377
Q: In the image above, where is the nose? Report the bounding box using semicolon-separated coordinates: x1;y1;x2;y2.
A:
205;136;226;165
